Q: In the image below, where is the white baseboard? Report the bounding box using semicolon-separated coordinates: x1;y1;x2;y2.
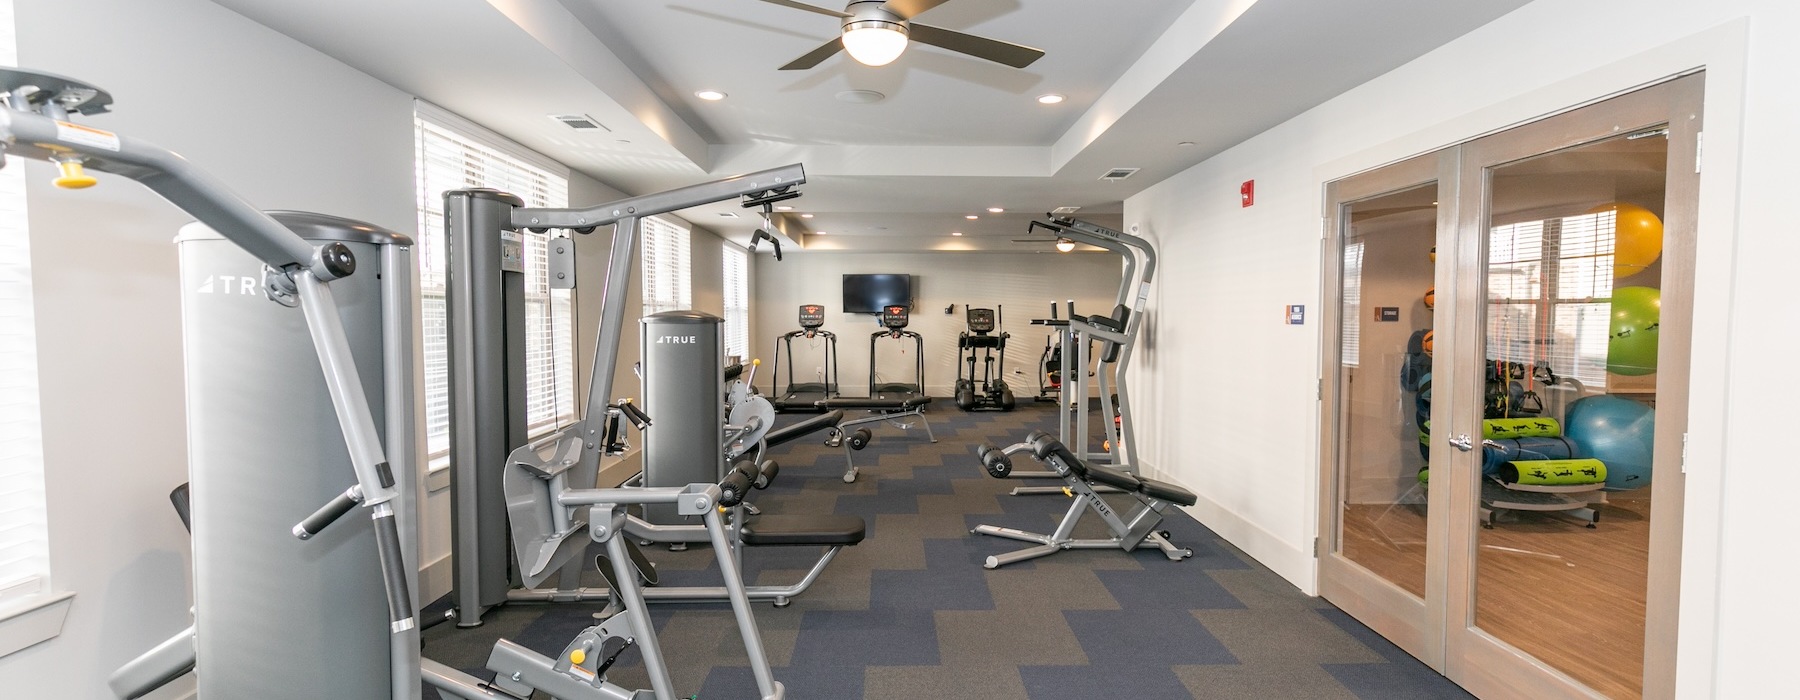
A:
1140;460;1316;595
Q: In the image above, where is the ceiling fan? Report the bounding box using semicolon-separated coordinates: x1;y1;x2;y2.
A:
757;0;1046;70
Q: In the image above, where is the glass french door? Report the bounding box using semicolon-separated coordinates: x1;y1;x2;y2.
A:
1321;74;1701;700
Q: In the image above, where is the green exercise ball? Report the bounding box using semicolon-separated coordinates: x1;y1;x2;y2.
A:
1607;286;1660;376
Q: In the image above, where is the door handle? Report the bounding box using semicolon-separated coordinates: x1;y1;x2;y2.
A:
1449;434;1474;452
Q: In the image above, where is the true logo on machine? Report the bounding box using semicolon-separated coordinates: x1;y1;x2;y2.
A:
656;335;698;344
196;275;259;295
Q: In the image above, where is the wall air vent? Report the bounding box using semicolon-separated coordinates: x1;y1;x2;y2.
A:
548;114;610;131
1099;167;1140;181
1050;206;1081;216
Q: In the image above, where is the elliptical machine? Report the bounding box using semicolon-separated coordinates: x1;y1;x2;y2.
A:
954;306;1015;411
770;303;838;412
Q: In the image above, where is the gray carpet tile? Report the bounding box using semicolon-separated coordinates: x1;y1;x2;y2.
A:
421;400;1471;699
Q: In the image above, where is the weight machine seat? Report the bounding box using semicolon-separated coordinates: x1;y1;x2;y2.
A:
821;395;932;410
740;514;867;547
1025;431;1199;507
765;410;845;447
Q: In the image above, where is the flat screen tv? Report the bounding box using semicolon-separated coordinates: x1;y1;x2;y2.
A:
843;274;912;314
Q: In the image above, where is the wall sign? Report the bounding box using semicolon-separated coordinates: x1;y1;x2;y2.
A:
1375;307;1400;322
1286;304;1305;325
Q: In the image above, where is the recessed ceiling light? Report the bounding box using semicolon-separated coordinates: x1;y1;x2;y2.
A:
951;231;963;236
814;231;827;235
965;215;979;220
987;207;1004;213
694;90;727;101
776;205;794;211
800;213;815;219
1037;94;1065;105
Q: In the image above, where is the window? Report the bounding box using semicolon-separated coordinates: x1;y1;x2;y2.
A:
1487;210;1614;385
641;216;691;317
414;103;575;468
721;244;750;361
1340;241;1364;367
0;0;51;607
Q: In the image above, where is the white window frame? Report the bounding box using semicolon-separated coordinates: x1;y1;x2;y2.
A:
640;216;691;317
1487;210;1616;386
0;0;76;652
721;243;750;362
414;101;576;474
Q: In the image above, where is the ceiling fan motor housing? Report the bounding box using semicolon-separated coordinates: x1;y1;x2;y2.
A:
844;2;907;35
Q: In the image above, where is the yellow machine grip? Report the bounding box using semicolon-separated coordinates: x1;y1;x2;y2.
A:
53;159;97;189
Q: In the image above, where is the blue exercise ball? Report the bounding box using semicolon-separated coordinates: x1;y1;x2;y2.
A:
1563;395;1656;490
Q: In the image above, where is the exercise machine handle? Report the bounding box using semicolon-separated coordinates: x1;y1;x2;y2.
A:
750;227;783;261
293;485;363;540
617;399;651;429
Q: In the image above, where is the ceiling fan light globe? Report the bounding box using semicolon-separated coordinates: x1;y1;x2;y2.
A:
842;22;908;66
1055;239;1076;253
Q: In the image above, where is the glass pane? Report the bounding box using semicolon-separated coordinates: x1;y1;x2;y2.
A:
1473;131;1667;699
1335;183;1438;600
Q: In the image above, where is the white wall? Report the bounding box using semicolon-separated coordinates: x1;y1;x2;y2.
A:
1125;0;1796;695
0;0;415;697
751;251;1123;397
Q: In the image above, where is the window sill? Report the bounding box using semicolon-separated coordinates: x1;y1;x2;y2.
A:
0;591;75;659
427;466;451;493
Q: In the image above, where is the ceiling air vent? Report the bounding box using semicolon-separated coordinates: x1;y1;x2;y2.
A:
717;212;740;218
549;114;610;131
1099;167;1139;181
1050;206;1081;216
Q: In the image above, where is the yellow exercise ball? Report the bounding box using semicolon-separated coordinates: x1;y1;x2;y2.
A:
1429;246;1437;264
1590;202;1663;278
1424;286;1435;310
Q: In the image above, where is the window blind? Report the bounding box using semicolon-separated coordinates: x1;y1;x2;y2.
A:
414;104;574;468
1487;212;1615;385
641;216;691;317
722;243;749;361
1340;241;1364;367
0;0;51;605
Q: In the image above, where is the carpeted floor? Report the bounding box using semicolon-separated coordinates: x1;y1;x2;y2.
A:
421;400;1472;699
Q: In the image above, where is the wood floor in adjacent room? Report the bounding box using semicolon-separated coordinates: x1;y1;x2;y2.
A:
1340;490;1653;700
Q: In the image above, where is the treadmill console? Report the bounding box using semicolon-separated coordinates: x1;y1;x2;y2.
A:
966;308;996;334
881;305;910;331
799;304;825;337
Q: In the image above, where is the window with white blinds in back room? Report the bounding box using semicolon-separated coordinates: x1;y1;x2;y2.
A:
414;104;575;469
722;243;749;362
641;216;691;318
1341;241;1364;368
1487;211;1615;386
0;0;52;606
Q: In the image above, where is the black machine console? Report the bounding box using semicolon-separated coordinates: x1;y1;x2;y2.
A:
966;307;996;334
881;305;910;334
799;304;825;337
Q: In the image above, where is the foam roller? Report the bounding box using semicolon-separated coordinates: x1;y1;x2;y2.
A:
755;460;779;489
1483;417;1561;439
718;470;753;507
978;443;1013;478
1500;458;1607;486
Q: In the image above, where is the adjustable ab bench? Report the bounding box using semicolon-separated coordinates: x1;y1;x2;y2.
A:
971;430;1197;569
818;395;937;482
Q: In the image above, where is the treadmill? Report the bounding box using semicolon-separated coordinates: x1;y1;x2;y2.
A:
869;305;925;400
770;303;838;412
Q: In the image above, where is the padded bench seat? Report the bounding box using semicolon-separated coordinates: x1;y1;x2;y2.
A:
764;410;845;447
1030;431;1197;506
740;514;867;547
820;395;932;410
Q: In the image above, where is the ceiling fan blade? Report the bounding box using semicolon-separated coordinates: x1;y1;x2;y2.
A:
1010;238;1052;243
908;23;1044;68
881;0;953;20
755;0;850;18
780;37;846;70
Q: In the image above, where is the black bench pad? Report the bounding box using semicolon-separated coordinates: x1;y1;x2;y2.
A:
821;395;932;410
765;410;845;447
1084;463;1143;493
741;515;866;547
1137;477;1198;506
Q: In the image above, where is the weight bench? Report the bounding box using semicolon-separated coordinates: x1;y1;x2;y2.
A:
817;395;937;482
970;430;1196;569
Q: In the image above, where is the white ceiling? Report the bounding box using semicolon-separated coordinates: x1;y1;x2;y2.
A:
210;0;1533;251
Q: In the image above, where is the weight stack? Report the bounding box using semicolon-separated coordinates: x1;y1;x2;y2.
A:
177;213;415;699
640;311;725;525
